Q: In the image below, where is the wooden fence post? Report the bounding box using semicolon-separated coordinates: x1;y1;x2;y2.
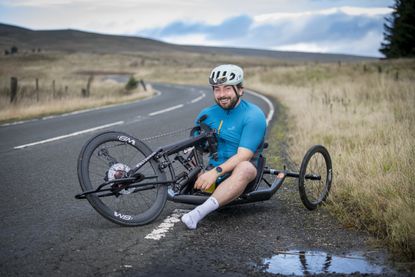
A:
140;79;147;91
35;78;39;102
52;80;56;98
10;77;18;103
377;65;382;74
85;75;93;97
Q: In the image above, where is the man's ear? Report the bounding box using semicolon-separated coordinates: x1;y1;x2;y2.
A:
238;88;244;97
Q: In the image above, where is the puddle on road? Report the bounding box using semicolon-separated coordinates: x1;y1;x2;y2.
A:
260;250;386;275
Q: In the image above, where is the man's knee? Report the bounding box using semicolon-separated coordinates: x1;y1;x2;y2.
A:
233;161;257;181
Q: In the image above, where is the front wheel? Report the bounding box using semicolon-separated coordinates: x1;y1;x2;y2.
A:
299;145;333;210
77;131;168;226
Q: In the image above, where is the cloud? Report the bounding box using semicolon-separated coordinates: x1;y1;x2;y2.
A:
142;15;253;40
0;1;393;56
137;6;391;57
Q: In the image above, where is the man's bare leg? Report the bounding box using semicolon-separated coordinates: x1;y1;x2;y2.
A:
181;161;256;229
212;161;257;206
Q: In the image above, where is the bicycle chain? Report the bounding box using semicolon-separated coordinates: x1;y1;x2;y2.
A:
139;126;194;142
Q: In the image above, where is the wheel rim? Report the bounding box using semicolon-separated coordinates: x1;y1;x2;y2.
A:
303;152;330;205
86;139;161;219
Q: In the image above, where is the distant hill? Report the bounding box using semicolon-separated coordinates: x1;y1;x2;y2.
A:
0;23;376;62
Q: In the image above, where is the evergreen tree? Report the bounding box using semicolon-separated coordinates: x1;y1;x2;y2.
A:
380;0;415;58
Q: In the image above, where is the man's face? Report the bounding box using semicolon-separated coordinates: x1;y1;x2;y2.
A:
213;85;242;110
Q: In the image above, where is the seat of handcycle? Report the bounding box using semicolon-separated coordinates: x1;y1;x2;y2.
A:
242;154;266;194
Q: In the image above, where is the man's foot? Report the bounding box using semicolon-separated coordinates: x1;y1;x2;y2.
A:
181;196;219;230
181;213;197;230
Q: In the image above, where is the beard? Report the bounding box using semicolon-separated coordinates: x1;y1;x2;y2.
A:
215;96;239;110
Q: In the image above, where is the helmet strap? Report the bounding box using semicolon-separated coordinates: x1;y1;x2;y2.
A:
232;85;241;100
224;85;240;110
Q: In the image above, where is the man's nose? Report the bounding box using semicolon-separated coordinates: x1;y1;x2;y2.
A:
216;87;226;97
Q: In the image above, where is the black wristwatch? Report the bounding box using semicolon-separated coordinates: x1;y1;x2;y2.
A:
215;166;223;176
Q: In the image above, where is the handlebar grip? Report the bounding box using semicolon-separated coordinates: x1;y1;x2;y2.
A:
196;115;219;161
207;135;218;161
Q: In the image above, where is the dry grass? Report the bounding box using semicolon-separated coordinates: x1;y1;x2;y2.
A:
1;51;414;259
249;59;415;258
0;52;155;122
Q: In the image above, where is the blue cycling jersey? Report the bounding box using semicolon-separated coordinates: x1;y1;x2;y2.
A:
195;99;267;167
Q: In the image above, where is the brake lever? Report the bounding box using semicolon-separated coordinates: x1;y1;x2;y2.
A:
197;114;218;161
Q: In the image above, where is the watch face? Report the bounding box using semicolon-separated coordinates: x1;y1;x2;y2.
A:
216;166;223;173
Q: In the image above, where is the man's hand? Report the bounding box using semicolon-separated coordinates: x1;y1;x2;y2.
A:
194;169;218;191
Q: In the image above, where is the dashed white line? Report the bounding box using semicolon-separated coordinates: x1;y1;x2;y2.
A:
1;118;39;127
2;90;161;128
148;104;184;116
190;92;206;104
144;209;189;240
13;121;124;150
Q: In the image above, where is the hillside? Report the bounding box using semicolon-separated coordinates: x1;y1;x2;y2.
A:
0;23;375;62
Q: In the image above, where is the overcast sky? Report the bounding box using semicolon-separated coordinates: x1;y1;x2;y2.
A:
0;0;394;57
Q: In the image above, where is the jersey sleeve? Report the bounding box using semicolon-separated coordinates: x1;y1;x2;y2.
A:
239;108;267;153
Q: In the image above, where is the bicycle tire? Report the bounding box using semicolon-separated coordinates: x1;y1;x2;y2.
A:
77;131;168;226
299;145;333;210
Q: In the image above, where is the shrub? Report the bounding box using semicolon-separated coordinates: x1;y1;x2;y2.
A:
125;75;138;91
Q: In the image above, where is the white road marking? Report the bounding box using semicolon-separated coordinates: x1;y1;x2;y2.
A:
148;104;184;116
1;90;161;128
145;209;189;240
246;90;275;125
13;121;124;150
190;92;206;104
0;118;39;127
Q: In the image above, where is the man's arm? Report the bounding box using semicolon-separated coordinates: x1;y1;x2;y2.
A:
194;147;253;191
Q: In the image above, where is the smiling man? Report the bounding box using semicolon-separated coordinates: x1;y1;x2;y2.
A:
181;64;267;229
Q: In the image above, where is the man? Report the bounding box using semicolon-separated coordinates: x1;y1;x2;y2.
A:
181;64;267;229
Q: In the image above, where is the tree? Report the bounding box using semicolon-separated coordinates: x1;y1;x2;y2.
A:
380;0;415;58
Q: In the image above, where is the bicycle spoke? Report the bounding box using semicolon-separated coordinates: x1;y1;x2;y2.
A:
88;140;159;215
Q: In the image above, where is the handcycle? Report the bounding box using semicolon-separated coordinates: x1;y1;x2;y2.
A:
75;115;333;226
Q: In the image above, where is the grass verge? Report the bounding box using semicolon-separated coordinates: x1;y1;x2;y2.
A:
250;59;415;260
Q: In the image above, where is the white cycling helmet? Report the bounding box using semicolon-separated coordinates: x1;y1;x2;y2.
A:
209;64;244;86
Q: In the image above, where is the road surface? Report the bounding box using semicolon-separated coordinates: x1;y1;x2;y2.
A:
0;83;402;276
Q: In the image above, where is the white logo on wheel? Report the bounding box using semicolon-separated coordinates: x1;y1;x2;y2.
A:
114;212;133;221
118;135;136;145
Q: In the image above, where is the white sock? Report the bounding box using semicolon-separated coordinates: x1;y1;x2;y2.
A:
181;196;219;230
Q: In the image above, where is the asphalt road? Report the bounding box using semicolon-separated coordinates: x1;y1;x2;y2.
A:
0;83;407;277
0;83;270;276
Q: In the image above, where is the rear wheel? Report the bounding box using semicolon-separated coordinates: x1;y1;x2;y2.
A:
299;145;332;210
77;131;167;226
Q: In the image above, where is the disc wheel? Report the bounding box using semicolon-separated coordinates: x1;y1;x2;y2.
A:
299;145;333;210
77;131;167;226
